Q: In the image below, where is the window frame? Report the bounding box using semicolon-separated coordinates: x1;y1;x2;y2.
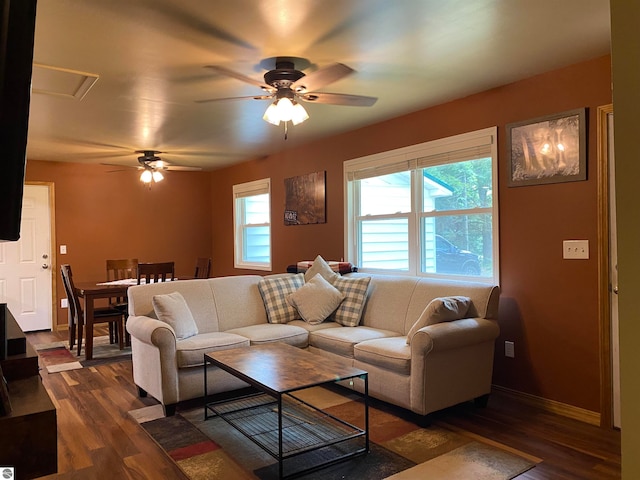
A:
344;127;499;284
233;178;272;271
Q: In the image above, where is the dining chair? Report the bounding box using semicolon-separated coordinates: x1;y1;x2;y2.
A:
194;257;211;279
137;262;175;284
106;258;138;345
60;264;125;356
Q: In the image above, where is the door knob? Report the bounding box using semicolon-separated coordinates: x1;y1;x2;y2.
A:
613;286;619;294
42;264;49;269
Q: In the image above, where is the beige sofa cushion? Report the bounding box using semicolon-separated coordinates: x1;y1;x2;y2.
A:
288;319;342;332
309;326;398;358
287;274;344;325
226;323;308;348
176;332;250;368
406;296;471;345
354;337;411;375
152;292;198;340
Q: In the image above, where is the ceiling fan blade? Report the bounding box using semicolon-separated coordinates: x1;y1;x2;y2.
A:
204;65;273;90
195;94;272;104
164;165;202;171
292;63;354;93
299;92;378;107
100;162;139;169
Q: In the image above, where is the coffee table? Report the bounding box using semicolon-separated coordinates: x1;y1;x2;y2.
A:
204;343;369;479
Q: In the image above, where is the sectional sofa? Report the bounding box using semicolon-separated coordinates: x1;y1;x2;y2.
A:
126;263;500;421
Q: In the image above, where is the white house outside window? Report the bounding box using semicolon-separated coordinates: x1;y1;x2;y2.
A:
344;127;499;283
233;178;271;271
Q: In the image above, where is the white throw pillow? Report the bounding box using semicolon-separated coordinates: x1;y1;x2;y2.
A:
304;255;339;284
287;274;345;325
152;291;199;340
406;296;471;345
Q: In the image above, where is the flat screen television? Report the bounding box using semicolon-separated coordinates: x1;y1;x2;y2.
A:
0;0;37;241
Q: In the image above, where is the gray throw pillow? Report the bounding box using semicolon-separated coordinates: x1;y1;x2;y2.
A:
304;255;340;284
406;296;471;345
152;291;198;340
287;274;345;325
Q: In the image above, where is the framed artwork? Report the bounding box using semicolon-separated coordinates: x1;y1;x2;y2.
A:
507;108;586;187
284;171;326;225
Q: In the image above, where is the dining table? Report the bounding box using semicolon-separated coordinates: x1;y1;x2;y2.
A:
74;279;137;361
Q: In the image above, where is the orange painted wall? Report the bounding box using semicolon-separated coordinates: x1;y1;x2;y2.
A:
210;55;612;412
25;161;213;328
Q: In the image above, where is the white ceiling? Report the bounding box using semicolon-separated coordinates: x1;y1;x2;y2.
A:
27;0;611;171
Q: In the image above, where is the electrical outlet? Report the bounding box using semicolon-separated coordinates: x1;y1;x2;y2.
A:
61;298;68;308
505;341;515;358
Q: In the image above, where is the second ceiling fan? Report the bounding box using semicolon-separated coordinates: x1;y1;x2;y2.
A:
197;57;377;138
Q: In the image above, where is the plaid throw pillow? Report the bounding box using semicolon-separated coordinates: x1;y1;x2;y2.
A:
258;274;304;323
331;276;371;327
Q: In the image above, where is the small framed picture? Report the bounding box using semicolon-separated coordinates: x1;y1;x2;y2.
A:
507;108;586;187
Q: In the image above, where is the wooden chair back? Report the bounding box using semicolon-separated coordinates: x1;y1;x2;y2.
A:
60;264;81;346
137;262;175;284
106;258;138;307
106;258;138;281
61;264;125;355
194;257;211;279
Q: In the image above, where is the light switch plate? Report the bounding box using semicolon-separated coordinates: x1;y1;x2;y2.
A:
563;240;589;259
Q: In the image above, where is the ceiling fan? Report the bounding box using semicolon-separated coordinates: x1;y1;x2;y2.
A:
106;150;202;184
196;57;378;138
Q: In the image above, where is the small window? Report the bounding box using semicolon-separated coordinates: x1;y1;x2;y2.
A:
233;178;271;271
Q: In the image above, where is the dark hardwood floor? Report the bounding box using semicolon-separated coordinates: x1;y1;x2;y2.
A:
27;328;620;479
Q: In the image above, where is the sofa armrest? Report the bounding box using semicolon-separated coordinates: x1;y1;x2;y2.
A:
127;315;177;348
126;315;180;407
411;318;499;354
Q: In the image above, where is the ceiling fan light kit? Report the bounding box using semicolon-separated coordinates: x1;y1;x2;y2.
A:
139;167;164;184
262;97;309;126
200;57;377;140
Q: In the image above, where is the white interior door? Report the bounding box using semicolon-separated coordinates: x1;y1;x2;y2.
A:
0;184;53;331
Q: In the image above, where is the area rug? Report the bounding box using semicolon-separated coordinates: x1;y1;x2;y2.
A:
130;386;539;480
35;335;132;373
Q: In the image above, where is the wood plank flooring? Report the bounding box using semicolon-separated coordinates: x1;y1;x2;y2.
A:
26;329;620;479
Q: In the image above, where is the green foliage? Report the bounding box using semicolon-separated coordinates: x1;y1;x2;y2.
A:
425;158;492;263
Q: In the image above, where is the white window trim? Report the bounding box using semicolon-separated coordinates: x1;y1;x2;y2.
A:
344;127;499;284
233;178;272;271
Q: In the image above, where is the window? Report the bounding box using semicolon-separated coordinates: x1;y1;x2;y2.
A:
233;178;271;271
344;127;498;283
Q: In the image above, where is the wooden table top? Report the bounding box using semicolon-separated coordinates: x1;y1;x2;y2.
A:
206;343;367;394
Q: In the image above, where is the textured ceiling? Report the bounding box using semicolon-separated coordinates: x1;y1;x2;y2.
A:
27;0;611;171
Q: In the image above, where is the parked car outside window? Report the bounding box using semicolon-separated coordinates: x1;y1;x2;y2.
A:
435;235;481;275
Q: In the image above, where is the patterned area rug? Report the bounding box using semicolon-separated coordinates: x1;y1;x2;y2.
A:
35;335;132;372
130;387;539;480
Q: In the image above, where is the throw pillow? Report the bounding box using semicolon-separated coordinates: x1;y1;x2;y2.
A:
287;274;345;325
330;276;371;327
258;273;305;323
152;291;199;340
406;296;471;345
304;255;340;284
